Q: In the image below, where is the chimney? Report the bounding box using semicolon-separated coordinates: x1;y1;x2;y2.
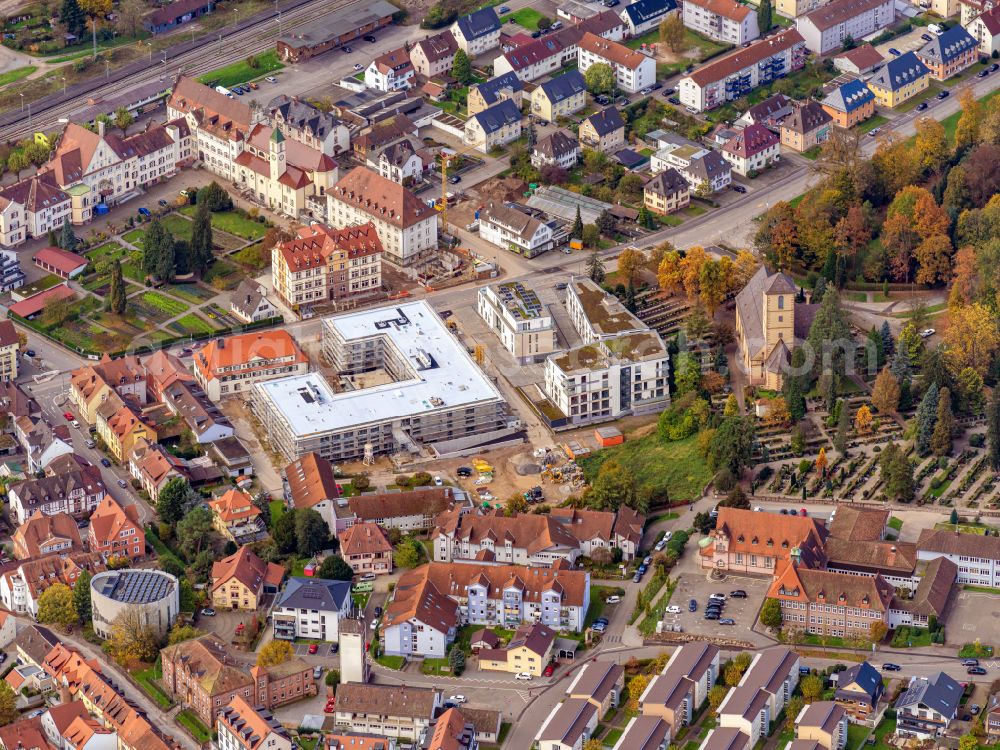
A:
97;120;105;137
217;338;225;349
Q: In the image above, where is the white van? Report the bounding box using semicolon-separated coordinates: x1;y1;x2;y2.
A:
215;85;235;98
928;23;943;35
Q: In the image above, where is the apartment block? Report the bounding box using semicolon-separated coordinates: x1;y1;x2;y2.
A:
577;32;656;93
795;0;894;54
683;0;759;45
479;201;557;258
477;281;557;364
193;330;309;401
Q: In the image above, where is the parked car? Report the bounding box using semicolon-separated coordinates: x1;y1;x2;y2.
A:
632;571;642;583
265;76;278;83
654;539;666;551
72;419;80;428
916;102;928;111
324;699;336;713
606;595;621;604
433;475;443;486
719;618;735;625
363;34;377;42
800;666;813;675
555;281;568;290
543;663;555;676
592;621;607;632
730;184;747;193
643;555;653;566
709;593;726;601
457;466;473;477
201;608;216;616
888;47;901;56
978;68;990;78
991;63;999;72
639;87;653;95
158;199;169;207
374;606;383;617
353;63;363;70
25;349;35;357
667;96;681;104
617;97;629;107
868;127;881;137
248;81;258;89
962;659;980;667
308;643;319;654
448;695;467;704
881;663;901;671
921;33;932;41
313;666;323;679
515;672;533;680
498;4;510;11
86;440;96;449
666;605;681;614
342;45;352;52
920;328;936;338
449;175;462;184
968;666;988;675
603;0;619;7
101;458;112;467
63;411;74;420
704;611;720;620
730;590;748;598
117;479;127;488
689;599;697;612
936;90;950;100
138;207;151;217
661;87;675;95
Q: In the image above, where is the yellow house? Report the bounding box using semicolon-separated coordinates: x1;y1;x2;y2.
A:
70;367;114;423
211;546;284;610
464;99;522;153
579;108;626;153
795;702;848;750
208;488;264;543
479;622;555;676
96;397;156;464
866;52;929;108
467;72;524;116
530;70;587;123
734;265;797;390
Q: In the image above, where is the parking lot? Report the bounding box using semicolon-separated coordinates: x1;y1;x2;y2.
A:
293;641;340;658
661;572;772;641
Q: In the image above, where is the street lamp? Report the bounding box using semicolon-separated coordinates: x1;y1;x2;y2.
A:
61;76;67;95
19;93;23;112
145;40;152;61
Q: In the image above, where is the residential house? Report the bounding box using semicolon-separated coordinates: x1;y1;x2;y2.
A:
42;703;105;750
327;166;437;266
678;29;807;111
33;246;87;279
821;79;877;128
831;44;884;75
88;494;144;562
211;545;285;610
271;577;352;641
734;266;814;390
866;52;930;107
699;507;828;573
365;47;415;92
129;439;185;502
283;453;342;532
464;99;523;153
229;279;278;324
270;220;383;311
477;281;558;364
916;25;979;80
371;139;425;185
429;708;477;750
0;173;71;249
735;94;794;129
916;528;1000;587
43;119;192;225
834;662;884;722
988;703;1000;744
795;0;894;54
216;698;291;750
767;564;894;639
352;115;418;160
162;379;234;447
161;634;316;726
69;354;147;424
333;684;441;740
579;107;626;153
894;672;962;740
961;0;993;25
13;625;58;669
0;718;58;750
644;168;691;215
967;5;1000;55
382;562;589;658
338;522;393;576
0;613;15;650
620;0;678;36
8;463;106;525
542;506;643;561
577;33;655;92
640;643;720;736
266;95;350;156
531;131;580;170
717;648;800;747
780;102;832;152
209;488;265;544
479;201;555;258
96;400;155;464
795;702;848;750
411;30;459;77
452;7;501;55
193;330;310;401
612;717;670;750
567;661;625;714
479;622;556;676
468;73;525;115
535;698;599;750
531;71;587;122
649;132;732;193
682;0;759;45
432;508;585;566
346;486;469;534
13;418;73;473
12;511;82;559
721;124;779;176
0;552;104;616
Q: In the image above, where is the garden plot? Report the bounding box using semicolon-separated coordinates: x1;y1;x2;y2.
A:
168;284;218;304
130;291;190;323
169;313;221;336
179;207;269;240
203;260;242;290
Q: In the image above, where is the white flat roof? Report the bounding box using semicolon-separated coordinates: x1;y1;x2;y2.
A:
256;301;505;436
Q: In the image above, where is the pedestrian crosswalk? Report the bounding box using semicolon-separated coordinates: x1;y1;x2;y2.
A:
603;634;622;644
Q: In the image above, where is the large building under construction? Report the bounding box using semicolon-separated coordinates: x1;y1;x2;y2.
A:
249;301;516;462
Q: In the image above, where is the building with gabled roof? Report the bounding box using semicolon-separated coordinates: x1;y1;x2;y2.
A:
494;36;569;81
211;545;284;610
0;172;71;249
216;697;291;750
333;684;441;740
209;488;266;543
831;43;884;74
535;697;599;750
411;30;459;77
8;462;106;525
0;551;105;616
479;200;554;257
721;123;779;176
620;0;678;35
644;168;691;215
451;7;502;55
780;101;832;152
967;4;1000;55
916;24;979;80
465;99;523;153
532;70;587;122
229;279;278;324
579;108;626;153
682;0;758;45
468;72;524;115
916;527;1000;587
795;0;894;54
167;76;254;181
339;522;393;576
567;660;625;714
0;716;57;750
548;504;644;560
266;95;350;156
428;707;476;750
532;131;580;170
640;643;720;736
88;494;145;562
894;672;961;739
193;330;309;401
13;510;82;559
272;577;352;641
700;506;827;572
717;648;799;746
365;47;415;93
821;79;876;128
794;702;848;750
33;246;87;279
612;716;670;750
866;51;930;108
888;556;957;630
479;621;556;676
578;32;655;92
833;661;883;722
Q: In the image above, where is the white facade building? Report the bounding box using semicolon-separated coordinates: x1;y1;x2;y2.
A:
683;0;760;45
795;0;895;54
477;282;557;364
271;577;352;642
479;201;556;258
577;32;656;93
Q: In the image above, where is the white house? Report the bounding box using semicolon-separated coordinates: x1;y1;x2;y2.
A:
365;47;415;92
451;7;502;55
577;32;656;93
0;174;71;248
916;528;1000;588
477;281;558;364
532;131;580;170
620;0;678;36
217;697;292;750
720;124;780;177
795;0;895;54
464;99;523;153
895;673;962;740
479;201;555;258
650;135;732;193
229;279;278;324
371;139;424;184
718;648;800;746
967;5;1000;55
271;577;352;642
683;0;759;45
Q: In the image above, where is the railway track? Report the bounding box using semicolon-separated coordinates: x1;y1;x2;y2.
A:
0;0;364;140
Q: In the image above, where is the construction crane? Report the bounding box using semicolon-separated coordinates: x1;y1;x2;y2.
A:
439;143;480;232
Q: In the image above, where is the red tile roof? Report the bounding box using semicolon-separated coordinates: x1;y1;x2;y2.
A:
9;285;74;318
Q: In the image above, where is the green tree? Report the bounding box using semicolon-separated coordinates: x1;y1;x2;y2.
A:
956;367;985;416
675;352;702;396
113;106;134;136
586;250;605;283
257;640;294;667
295;508;329;556
168;623;204;645
157;477;196;525
931;387;954;457
189;201;213;277
38;583;78;629
581;224;600;248
571;205;584;239
0;683;17;727
707;416;755;477
588;459;636;511
451;48;472;84
176;507;216;555
59;218;76;251
79;0;112;59
394;538;423;568
988;386;1000;471
916;382;940;455
723;393;739;416
783;348;807;422
273;507;300;554
760;598;782;628
6;151;27;180
800;674;824;703
318;554;354;580
757;0;772;32
959;735;979;750
708;685;729;711
142;218;167;276
61;0;87;39
660;13;685;52
583;62;615;95
197;181;233;211
785;696;805;730
73;569;92;624
806;290;852;378
108;259;127;314
449;647;466;676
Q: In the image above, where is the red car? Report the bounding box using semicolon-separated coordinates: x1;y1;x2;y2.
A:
308;643;319;654
324;699;336;713
543;664;555;677
63;412;74;420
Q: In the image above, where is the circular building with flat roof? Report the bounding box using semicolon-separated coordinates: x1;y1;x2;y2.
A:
90;569;180;639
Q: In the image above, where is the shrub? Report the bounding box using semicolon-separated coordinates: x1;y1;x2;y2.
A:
971;433;985;447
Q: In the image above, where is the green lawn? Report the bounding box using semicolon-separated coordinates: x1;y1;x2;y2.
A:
204;260;242;290
625;27;729;62
376;654;405;669
858;114;889;134
161;213;195;242
180;206;268;239
198;50;284;89
133;661;174;709
887;516;903;531
602;727;624;746
176;710;212;743
0;66;36;88
503;7;544;29
894;302;947;319
891;625;933;648
578;433;711;503
122;228;147;248
169;313;217;336
869;719;896;750
941;88;1000;143
421;657;451;675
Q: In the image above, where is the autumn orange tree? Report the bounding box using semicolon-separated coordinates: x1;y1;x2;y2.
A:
815;447;828;475
871;368;901;414
854;404;873;434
